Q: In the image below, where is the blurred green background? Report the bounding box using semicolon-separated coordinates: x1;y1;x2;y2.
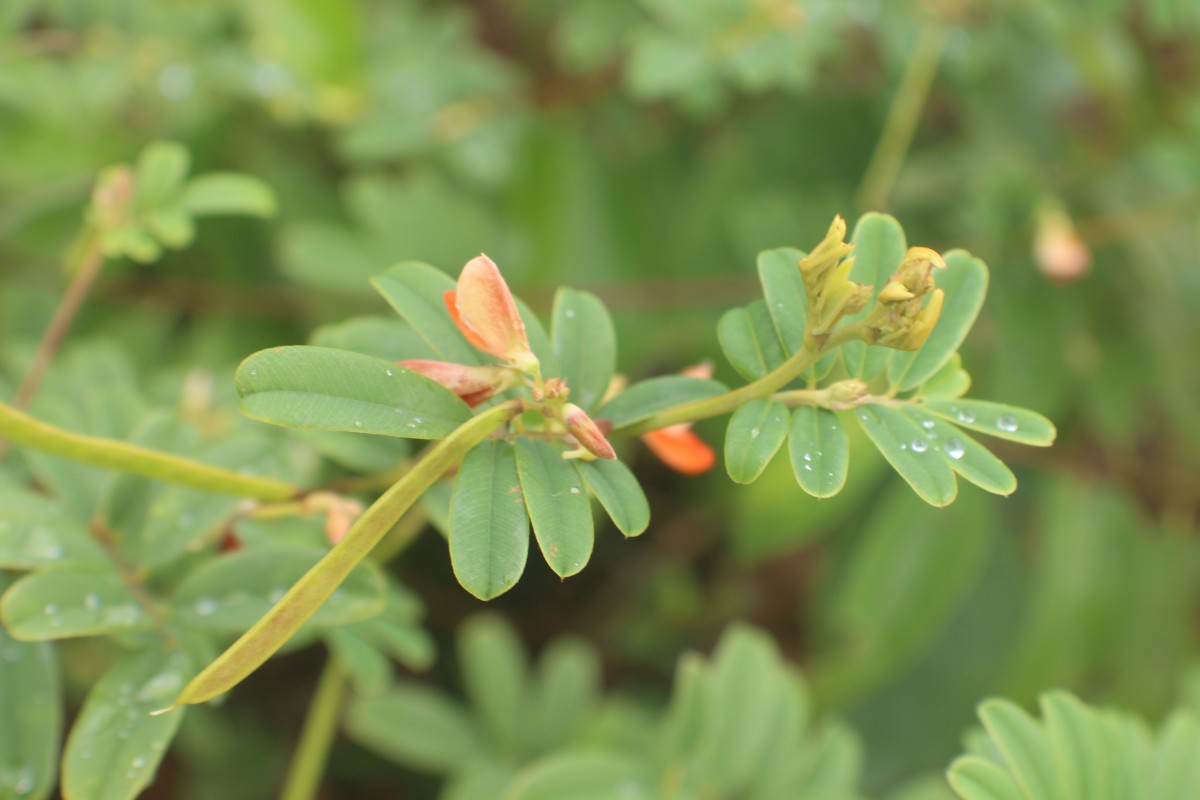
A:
2;1;1199;798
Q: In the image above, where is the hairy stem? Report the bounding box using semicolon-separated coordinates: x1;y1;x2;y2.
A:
856;22;948;211
171;399;523;707
278;658;347;800
0;401;298;501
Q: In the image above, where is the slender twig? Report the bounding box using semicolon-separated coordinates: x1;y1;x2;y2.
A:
856;22;949;211
278;658;347;800
611;326;862;438
9;236;106;413
0;401;298;500
88;518;176;645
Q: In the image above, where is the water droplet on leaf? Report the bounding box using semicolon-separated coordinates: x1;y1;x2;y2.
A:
997;414;1019;432
910;439;929;453
944;438;966;460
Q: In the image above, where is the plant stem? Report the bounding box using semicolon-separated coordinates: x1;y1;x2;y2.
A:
10;236;105;412
172;399;524;707
0;400;298;500
856;21;948;211
278;658;347;800
612;327;860;438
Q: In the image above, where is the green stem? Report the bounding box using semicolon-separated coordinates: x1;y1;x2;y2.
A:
856;21;948;211
171;399;523;708
0;400;297;501
612;326;861;438
278;658;347;800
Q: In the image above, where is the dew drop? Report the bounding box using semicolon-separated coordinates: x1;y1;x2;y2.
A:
943;438;966;460
921;419;935;430
749;427;760;439
803;464;813;471
131;757;145;769
44;603;57;615
193;597;218;617
569;487;581;495
910;439;929;453
413;417;423;425
802;453;812;462
45;545;63;560
354;421;363;428
956;408;976;424
565;309;576;318
385;369;394;377
85;594;100;610
996;414;1019;432
899;442;907;450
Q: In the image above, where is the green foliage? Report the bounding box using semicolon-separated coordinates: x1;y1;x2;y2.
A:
2;1;1197;797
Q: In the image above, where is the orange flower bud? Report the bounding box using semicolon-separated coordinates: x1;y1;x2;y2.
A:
642;424;716;475
564;403;617;460
399;359;517;407
1034;207;1091;284
446;254;539;372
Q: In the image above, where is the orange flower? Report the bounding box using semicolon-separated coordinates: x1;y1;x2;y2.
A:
444;254;539;372
642;424;716;475
399;360;518;407
640;362;716;475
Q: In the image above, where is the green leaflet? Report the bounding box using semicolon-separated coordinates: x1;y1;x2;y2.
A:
853;405;957;507
757;247;808;354
171;547;385;633
0;485;105;569
888;250;988;391
598;376;728;428
503;752;652;800
180;173;276;217
236;345;472;439
916;352;972;400
372;262;484;365
724;399;790;484
514;439;593;578
551;288;616;413
458;614;529;752
717;300;787;381
788;407;849;498
0;585;61;800
449;441;529;600
61;649;192;800
0;566;154;641
576;457;651;537
309;315;437;362
345;684;482;774
899;406;1016;496
525;638;601;754
923;399;1057;447
978;700;1057;800
948;757;1027;800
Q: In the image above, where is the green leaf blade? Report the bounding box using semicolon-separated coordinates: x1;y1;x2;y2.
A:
900;406;1016;496
844;212;907;378
923;399;1057;447
515;439;593;578
978;699;1058;800
61;649;191;800
551;289;616;413
458;614;529;752
757;247;808;353
371;262;482;365
1;567;154;641
854;405;957;506
236;346;472;439
598;376;728;429
345;684;481;774
181;173;276;217
171;547;385;633
717;301;787;381
449;441;529;600
948;756;1027;800
788;407;849;498
0;614;61;800
576;458;650;537
724;399;790;484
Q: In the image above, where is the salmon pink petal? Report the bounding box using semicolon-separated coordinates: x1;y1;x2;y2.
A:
399;359;515;407
443;290;493;353
452;255;536;368
642;426;716;475
564;404;617;460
